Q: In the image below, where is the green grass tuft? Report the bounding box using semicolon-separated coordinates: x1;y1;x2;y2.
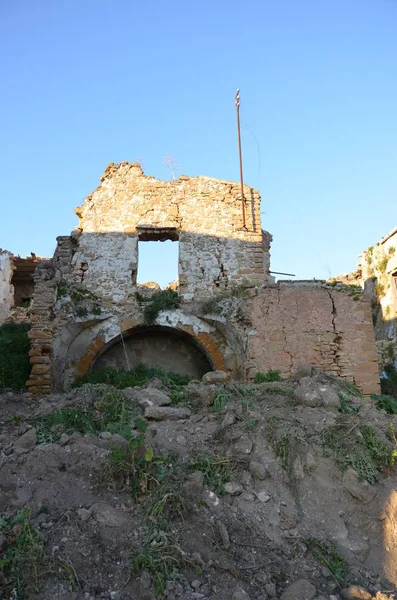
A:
0;508;76;599
303;538;347;584
74;364;190;393
33;388;146;443
323;423;397;484
254;370;281;383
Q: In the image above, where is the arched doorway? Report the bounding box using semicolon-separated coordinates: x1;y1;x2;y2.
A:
92;325;214;378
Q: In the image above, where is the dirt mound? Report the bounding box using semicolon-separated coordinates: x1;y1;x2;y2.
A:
1;369;397;600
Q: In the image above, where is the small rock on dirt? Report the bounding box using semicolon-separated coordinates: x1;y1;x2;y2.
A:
89;503;129;528
342;468;376;503
292;363;313;380
144;406;191;420
280;579;316;600
228;435;253;459
224;482;243;496
249;460;268;480
265;583;277;597
217;520;230;548
124;387;171;408
295;378;322;407
186;381;218;407
318;384;340;409
14;427;37;454
232;586;252;600
293;456;304;480
305;452;317;471
341;586;372;600
184;471;204;496
202;370;227;384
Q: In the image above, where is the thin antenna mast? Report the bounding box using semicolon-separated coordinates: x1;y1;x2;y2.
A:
235;89;247;229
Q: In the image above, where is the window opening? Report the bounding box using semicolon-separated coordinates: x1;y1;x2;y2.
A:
136;228;179;289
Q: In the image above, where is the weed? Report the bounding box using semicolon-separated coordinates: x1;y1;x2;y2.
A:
323;423;397;484
381;363;397;398
75;305;88;317
74;364;190;391
245;417;259;431
378;257;389;274
266;416;277;444
254;370;281;383
389;246;395;256
71;287;99;303
188;455;233;495
137;289;180;322
33;388;145;443
213;385;232;413
339;380;362;397
303;538;347;584
374;283;385;300
201;298;223;315
0;508;76;599
0;322;31;391
200;284;249;315
57;281;68;298
338;392;359;414
131;527;195;595
372;394;397;414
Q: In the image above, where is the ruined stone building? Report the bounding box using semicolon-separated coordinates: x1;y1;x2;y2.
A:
332;227;397;373
0;163;381;396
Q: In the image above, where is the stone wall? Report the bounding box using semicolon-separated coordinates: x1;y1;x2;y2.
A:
25;163;381;396
247;283;380;395
72;162;273;301
0;250;14;323
331;227;397;375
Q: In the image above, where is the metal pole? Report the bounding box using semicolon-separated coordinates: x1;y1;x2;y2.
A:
235;89;247;229
269;271;296;277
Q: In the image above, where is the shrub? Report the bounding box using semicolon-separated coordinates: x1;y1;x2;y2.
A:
137;289;180;322
0;322;31;390
74;365;190;391
254;370;281;383
381;363;397;398
372;394;397;414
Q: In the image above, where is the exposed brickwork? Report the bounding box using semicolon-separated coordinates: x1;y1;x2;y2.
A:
247;283;380;395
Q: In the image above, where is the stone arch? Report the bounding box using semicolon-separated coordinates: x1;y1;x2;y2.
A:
69;311;231;385
92;325;214;378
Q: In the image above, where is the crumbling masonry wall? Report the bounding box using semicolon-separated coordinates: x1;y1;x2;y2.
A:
72;162;273;301
26;163;381;396
331;226;397;374
247;283;380;395
0;250;14;322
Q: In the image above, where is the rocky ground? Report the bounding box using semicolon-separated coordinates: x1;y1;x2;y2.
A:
1;367;397;600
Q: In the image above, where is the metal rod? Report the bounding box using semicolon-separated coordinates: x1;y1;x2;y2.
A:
235;89;246;229
269;271;296;276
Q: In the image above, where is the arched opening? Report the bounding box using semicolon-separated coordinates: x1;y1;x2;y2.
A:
92;325;214;378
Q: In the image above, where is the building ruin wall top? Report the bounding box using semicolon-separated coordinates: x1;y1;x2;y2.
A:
74;162;264;241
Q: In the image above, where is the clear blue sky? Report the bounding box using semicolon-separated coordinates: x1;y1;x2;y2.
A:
1;0;396;286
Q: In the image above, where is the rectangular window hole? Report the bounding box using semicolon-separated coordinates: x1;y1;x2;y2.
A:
137;239;179;289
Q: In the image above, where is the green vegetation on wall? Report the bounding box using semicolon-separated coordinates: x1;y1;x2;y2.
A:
0;322;31;390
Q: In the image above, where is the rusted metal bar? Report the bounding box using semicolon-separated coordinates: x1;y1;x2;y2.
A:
269;271;296;276
235;89;247;230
